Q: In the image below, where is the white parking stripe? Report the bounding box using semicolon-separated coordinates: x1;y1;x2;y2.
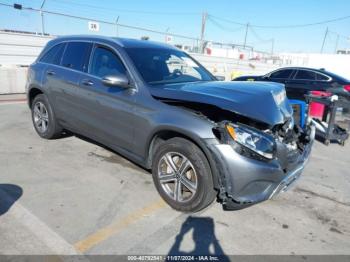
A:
0;101;26;106
0;188;88;258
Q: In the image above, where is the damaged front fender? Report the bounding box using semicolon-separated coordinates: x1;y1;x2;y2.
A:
204;123;315;210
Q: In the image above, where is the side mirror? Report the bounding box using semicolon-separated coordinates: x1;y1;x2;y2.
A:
215;75;225;81
102;74;130;88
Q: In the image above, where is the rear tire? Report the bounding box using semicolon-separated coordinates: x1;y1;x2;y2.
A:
152;137;216;212
31;94;62;139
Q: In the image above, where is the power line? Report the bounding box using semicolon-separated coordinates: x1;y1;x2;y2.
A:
207;16;245;33
249;26;269;43
208;15;246;27
54;2;175;30
0;2;12;7
209;13;349;53
320;29;349;54
51;0;200;16
247;26;274;54
0;2;200;41
328;30;349;40
2;2;348;54
209;14;350;29
48;0;203;31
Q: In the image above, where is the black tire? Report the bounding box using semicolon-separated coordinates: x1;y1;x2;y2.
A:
152;137;216;212
31;94;62;139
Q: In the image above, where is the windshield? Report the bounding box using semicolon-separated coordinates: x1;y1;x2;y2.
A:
125;47;214;85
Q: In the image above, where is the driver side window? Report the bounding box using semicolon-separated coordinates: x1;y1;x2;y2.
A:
89;46;126;78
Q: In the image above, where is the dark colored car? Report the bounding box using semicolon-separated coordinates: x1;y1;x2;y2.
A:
26;36;315;212
233;67;350;100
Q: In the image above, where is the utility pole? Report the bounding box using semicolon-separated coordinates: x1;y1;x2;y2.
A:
271;38;275;56
334;34;339;54
165;27;170;43
243;23;249;48
115;16;120;37
320;27;328;53
40;0;47;35
200;11;207;53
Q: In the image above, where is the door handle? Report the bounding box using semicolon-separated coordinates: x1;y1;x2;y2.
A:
46;70;56;76
82;79;94;86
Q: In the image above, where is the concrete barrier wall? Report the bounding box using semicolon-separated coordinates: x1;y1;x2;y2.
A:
0;32;50;94
0;67;27;94
0;31;53;66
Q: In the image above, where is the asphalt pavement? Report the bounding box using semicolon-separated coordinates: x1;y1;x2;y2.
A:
0;98;350;257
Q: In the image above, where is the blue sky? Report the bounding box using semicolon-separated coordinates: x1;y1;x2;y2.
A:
0;0;349;53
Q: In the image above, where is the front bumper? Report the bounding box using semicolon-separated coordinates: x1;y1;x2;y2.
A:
207;125;315;210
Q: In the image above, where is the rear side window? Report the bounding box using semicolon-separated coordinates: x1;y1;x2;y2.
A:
270;69;294;79
295;70;316;80
89;46;126;78
61;42;92;71
316;73;329;81
40;43;65;65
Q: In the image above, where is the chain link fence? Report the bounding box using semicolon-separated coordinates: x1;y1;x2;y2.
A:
0;2;307;94
0;2;273;57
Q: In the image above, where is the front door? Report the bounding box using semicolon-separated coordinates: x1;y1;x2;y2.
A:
267;69;296;98
76;44;135;151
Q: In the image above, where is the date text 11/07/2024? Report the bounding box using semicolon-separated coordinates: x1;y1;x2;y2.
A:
127;255;221;261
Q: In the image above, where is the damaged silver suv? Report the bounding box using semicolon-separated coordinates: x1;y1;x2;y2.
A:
26;36;315;212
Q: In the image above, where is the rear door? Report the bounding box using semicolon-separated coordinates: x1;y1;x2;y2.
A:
40;42;66;106
311;72;332;91
48;41;92;128
76;44;135;151
287;69;316;100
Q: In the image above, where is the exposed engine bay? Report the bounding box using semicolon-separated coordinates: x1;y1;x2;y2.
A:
154;96;315;209
157;98;313;165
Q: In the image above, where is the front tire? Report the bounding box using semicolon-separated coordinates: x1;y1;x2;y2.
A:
152;137;216;212
31;94;62;139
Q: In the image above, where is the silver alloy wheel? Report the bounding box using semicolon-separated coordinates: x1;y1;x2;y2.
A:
33;101;49;133
157;152;198;203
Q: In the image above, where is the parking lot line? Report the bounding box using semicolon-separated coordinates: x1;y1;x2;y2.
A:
0;188;81;255
0;99;26;104
74;199;167;253
0;101;26;106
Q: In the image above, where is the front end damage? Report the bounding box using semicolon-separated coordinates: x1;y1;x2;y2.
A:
207;116;315;210
152;81;315;210
158;99;315;210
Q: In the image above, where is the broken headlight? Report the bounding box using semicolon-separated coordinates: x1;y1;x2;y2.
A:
226;123;276;159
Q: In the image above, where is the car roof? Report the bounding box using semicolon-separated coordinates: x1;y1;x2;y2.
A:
51;35;177;50
272;67;350;82
275;66;326;72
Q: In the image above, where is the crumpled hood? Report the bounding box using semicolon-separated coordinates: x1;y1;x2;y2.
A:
150;81;292;126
